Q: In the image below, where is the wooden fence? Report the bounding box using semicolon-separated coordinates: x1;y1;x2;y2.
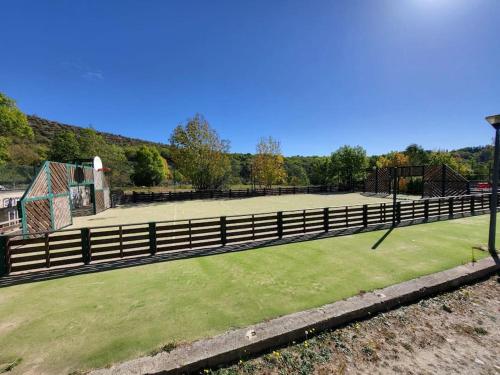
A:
113;185;336;205
0;193;494;276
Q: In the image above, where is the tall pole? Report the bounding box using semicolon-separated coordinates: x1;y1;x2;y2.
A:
488;126;500;253
392;167;397;226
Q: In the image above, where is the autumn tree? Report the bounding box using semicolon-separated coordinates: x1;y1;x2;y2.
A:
169;114;231;190
131;145;169;186
376;151;409;168
251;137;287;188
428;150;472;177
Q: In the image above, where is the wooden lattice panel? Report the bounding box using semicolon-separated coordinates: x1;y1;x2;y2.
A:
103;188;111;209
26;166;48;198
84;167;94;182
25;199;51;233
49;162;69;194
365;168;391;195
95;190;105;213
53;196;72;230
93;170;103;190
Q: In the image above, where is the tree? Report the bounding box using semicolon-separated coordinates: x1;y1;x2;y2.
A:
0;92;34;164
0;92;33;139
376;151;409;168
131;146;169;186
428;150;472;177
285;159;309;186
49;131;80;162
170;114;231;190
404;144;429;165
329;146;367;187
308;157;330;185
251;137;287;188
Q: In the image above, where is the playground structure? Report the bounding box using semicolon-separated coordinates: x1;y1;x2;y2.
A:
18;157;111;235
364;164;470;198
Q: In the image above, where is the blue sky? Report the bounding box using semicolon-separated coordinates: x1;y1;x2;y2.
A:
1;0;499;156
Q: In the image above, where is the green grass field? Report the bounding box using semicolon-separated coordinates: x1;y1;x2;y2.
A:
70;192;393;228
0;215;494;374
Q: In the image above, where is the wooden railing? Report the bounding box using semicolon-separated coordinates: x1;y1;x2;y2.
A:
113;185;337;205
0;193;493;276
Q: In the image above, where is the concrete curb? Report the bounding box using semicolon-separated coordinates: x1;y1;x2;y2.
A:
91;257;499;375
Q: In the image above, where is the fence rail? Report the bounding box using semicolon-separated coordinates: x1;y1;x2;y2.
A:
113;185;337;205
0;193;494;276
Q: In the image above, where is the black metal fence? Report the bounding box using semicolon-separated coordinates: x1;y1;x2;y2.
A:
0;193;493;276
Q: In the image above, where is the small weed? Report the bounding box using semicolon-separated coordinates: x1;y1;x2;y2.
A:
473;327;488;336
149;341;177;356
0;358;22;373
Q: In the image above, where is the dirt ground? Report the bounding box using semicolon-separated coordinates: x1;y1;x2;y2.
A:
69;193;395;228
213;276;500;375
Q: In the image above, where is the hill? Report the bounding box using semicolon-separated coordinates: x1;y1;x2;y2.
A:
28;115;165;148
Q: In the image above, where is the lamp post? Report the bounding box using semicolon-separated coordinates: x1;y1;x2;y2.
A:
485;114;500;255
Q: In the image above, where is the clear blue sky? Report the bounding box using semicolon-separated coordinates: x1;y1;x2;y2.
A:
1;0;499;156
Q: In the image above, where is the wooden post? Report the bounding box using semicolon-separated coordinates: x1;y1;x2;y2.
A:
229;189;232;198
424;199;429;221
81;228;92;265
220;216;227;246
132;191;137;203
278;187;281;196
277;211;283;239
119;225;123;257
471;195;475;215
44;232;50;268
323;207;329;232
375;167;378;194
362;205;368;228
0;235;10;276
441;164;446;197
448;197;454;219
149;222;157;255
396;202;401;224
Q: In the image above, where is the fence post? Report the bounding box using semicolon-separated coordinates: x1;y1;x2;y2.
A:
81;228;92;265
149;222;157;255
471;195;475;215
247;188;250;197
132;191;137;203
424;200;429;221
441;164;446;197
363;204;368;228
0;235;10;276
293;186;296;194
448;197;454;219
220;216;227;246
278;187;281;196
323;207;329;232
375;167;378;194
396;202;401;224
229;189;232;198
277;211;283;239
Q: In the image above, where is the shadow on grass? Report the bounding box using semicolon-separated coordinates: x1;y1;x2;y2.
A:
371;227;394;250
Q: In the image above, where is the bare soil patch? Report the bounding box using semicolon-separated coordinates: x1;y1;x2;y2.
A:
213;276;500;375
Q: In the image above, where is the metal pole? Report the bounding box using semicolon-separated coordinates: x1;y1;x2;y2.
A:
392;167;397;226
488;127;500;253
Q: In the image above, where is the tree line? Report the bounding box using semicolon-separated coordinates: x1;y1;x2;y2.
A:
0;91;494;190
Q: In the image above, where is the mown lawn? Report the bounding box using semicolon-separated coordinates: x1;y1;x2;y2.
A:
0;215;494;374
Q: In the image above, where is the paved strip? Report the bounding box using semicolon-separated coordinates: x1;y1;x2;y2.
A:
91;256;499;375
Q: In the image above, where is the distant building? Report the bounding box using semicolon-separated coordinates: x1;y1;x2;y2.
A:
0;190;23;233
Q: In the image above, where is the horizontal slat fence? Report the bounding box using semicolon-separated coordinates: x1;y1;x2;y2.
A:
113;185;336;205
0;193;494;276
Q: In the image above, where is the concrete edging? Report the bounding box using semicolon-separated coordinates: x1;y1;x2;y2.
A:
91;257;499;375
